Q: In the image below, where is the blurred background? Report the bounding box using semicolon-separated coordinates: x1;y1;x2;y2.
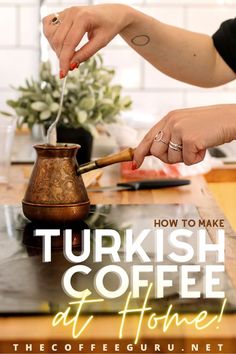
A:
0;0;236;161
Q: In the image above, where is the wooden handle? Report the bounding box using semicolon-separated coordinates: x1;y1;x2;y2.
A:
78;148;134;174
96;148;134;168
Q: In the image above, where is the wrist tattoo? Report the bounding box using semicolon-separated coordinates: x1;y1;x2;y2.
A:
131;35;150;46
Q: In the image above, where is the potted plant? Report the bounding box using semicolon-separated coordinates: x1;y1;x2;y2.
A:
3;54;132;164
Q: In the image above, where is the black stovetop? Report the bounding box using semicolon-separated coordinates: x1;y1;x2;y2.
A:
0;204;235;315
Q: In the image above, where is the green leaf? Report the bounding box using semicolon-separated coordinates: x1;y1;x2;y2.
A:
28;114;36;124
40;110;51;120
15;107;29;116
121;96;132;108
0;111;13;117
31;102;48;112
99;98;113;106
45;93;53;105
79;97;96;111
52;90;60;98
87;123;99;137
111;85;121;100
92;111;102;122
77;110;88;124
50;102;60;112
6;100;18;108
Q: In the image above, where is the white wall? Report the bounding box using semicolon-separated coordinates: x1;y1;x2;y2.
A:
1;0;236;121
0;0;40;112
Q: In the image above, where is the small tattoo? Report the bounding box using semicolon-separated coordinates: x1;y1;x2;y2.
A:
131;35;150;46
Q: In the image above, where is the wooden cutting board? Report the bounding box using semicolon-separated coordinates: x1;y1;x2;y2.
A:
82;169;103;188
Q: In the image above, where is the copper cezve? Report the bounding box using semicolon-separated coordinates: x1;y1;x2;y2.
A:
22;144;133;224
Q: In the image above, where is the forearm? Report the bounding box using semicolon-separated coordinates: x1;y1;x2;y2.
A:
120;6;236;87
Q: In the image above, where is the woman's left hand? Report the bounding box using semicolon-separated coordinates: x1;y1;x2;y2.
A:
42;4;132;77
133;104;236;167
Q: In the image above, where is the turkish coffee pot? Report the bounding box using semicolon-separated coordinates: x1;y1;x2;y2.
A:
22;144;134;224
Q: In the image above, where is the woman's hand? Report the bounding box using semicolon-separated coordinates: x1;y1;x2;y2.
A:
42;4;131;78
133;104;236;167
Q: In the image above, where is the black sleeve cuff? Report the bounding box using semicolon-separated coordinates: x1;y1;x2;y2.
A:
213;19;236;73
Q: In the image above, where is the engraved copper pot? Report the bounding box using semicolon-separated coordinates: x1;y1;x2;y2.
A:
22;144;133;224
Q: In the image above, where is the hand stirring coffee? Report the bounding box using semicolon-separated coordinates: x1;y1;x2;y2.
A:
47;76;67;145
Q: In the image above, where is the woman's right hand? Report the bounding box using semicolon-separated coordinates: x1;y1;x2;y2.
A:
42;4;132;78
133;104;236;167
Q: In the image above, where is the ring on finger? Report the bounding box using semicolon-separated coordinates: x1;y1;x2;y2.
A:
51;13;62;25
154;130;168;146
169;141;183;152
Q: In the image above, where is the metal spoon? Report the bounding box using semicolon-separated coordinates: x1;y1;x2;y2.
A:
47;76;67;145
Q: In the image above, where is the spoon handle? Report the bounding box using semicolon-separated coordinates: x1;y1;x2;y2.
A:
78;148;134;175
47;76;67;145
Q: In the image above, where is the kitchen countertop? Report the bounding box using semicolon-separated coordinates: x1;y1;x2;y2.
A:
2;163;236;228
0;163;236;349
0;163;209;206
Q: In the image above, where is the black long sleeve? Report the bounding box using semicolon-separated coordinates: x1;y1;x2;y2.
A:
213;18;236;73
